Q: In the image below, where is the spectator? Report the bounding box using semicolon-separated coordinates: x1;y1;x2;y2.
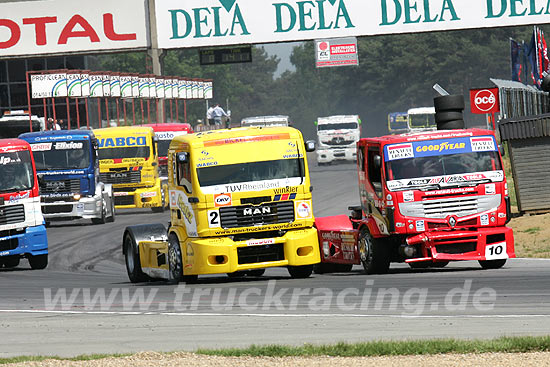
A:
212;103;229;126
206;105;215;126
53;119;61;130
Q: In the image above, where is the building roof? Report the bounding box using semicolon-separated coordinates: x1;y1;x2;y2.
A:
499;113;550;140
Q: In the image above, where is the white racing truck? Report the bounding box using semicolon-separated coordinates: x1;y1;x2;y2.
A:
315;115;361;165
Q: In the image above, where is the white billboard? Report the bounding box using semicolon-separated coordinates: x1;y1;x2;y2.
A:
90;74;104;97
139;76;149;98
110;74;121;97
178;79;186;99
81;72;90;97
0;0;149;58
67;73;82;97
204;81;213;99
120;75;133;98
131;76;140;98
31;73;67;98
156;78;165;99
155;0;550;49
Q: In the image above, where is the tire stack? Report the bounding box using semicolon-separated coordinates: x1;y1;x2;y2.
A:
433;94;465;130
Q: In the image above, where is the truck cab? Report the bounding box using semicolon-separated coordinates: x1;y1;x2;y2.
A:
315;115;361;164
0;138;48;269
19;130;115;225
123;126;320;282
94;126;164;212
407;107;436;133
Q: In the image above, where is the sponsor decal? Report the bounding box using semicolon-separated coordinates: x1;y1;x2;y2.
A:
197;161;218;167
480;214;489;226
203;133;291;147
415;141;465;153
54;141;83;150
170;191;177;207
274;193;296;201
156;131;188;140
140;191;157;198
8;191;30;203
243;206;271;216
485;183;496;195
177;194;193;224
0;251;10;256
30;143;52;151
471;136;496;152
386;143;413;161
498;213;507;218
113;192;129;197
246;238;275;246
214;193;232;207
415;220;425;231
403;191;414;202
274;186;298;195
39;170;86;176
0;156;20;165
97;136;147;148
295;200;312;219
283;153;303;159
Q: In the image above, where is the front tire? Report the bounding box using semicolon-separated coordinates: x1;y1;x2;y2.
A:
2;256;20;268
479;259;507;269
92;201;107;225
168;233;183;283
124;232;148;283
28;254;47;270
107;198;116;223
358;228;391;274
288;264;313;278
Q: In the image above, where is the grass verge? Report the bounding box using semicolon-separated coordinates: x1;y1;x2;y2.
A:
0;353;129;365
196;336;550;357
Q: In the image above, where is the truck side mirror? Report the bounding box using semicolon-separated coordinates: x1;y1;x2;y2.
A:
373;154;382;169
498;144;505;157
176;152;189;164
305;140;316;152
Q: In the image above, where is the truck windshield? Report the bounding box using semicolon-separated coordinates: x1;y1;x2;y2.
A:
98;146;150;160
157;140;171;157
0;151;34;192
33;140;90;170
318;123;357;131
409;114;436;128
197;158;305;187
387;151;502;181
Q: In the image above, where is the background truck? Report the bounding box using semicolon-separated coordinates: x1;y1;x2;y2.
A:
122;126;320;282
0;110;44;138
387;112;409;134
315;115;361;165
241;115;290;127
19;130;115;225
0;138;48;269
315;95;514;274
94;126;164;212
407;107;436;133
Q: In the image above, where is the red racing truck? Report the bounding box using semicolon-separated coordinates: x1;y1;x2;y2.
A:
315;121;514;274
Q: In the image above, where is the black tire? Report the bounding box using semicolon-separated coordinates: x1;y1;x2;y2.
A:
124;231;148;283
91;202;107;225
313;263;335;274
437;119;465;130
434;95;465;111
107;198;116;223
168;233;184;283
431;261;449;268
435;111;463;123
288;264;313;278
479;259;507;269
227;271;246;278
152;206;164;213
28;254;47;270
2;256;20;268
358;228;391;274
334;263;353;272
247;269;265;277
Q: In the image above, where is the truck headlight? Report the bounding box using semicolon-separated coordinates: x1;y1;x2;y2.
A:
73;194;81;201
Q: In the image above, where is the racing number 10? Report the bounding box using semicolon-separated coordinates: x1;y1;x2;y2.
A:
485;242;507;260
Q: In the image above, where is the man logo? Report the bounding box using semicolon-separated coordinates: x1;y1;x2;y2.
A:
243;206;271;216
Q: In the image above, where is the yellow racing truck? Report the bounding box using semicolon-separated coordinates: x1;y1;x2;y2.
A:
122;126;320;282
94;126;164;212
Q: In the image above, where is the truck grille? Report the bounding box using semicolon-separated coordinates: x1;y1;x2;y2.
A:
115;196;135;206
323;138;355;146
219;201;294;229
42;204;73;214
100;171;141;185
0;237;18;252
237;243;285;264
398;194;501;219
40;179;80;195
0;205;25;225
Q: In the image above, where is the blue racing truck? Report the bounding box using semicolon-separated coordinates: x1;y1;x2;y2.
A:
19;130;115;225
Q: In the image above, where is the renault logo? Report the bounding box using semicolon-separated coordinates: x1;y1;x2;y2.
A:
448;216;457;227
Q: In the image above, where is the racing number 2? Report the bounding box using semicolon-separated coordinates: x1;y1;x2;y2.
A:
208;209;220;228
485;242;507;260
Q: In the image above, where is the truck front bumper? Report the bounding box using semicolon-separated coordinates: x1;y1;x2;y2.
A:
113;183;163;209
0;225;48;258
42;196;104;220
405;226;515;263
317;148;356;163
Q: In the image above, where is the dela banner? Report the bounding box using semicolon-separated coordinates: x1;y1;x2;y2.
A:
156;0;550;49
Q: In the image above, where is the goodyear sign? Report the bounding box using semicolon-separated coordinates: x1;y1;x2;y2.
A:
97;137;147;148
385;136;497;161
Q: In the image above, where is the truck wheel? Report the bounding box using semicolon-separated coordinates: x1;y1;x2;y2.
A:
107;199;116;223
431;261;449;268
227;271;246;278
288;264;313;278
408;262;430;269
479;259;506;269
3;256;20;268
168;233;183;282
247;269;265;277
28;254;47;270
124;231;148;283
358;228;391;274
91;202;107;225
313;263;335;274
334;264;353;272
151;206;164;213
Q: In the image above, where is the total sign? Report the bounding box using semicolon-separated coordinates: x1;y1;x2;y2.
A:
0;0;148;57
470;87;500;114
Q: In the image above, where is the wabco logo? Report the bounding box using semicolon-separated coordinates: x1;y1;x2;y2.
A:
98;137;146;148
243;206;271;216
169;0;250;40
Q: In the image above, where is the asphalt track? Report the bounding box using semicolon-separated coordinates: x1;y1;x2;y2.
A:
1;162;550;358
